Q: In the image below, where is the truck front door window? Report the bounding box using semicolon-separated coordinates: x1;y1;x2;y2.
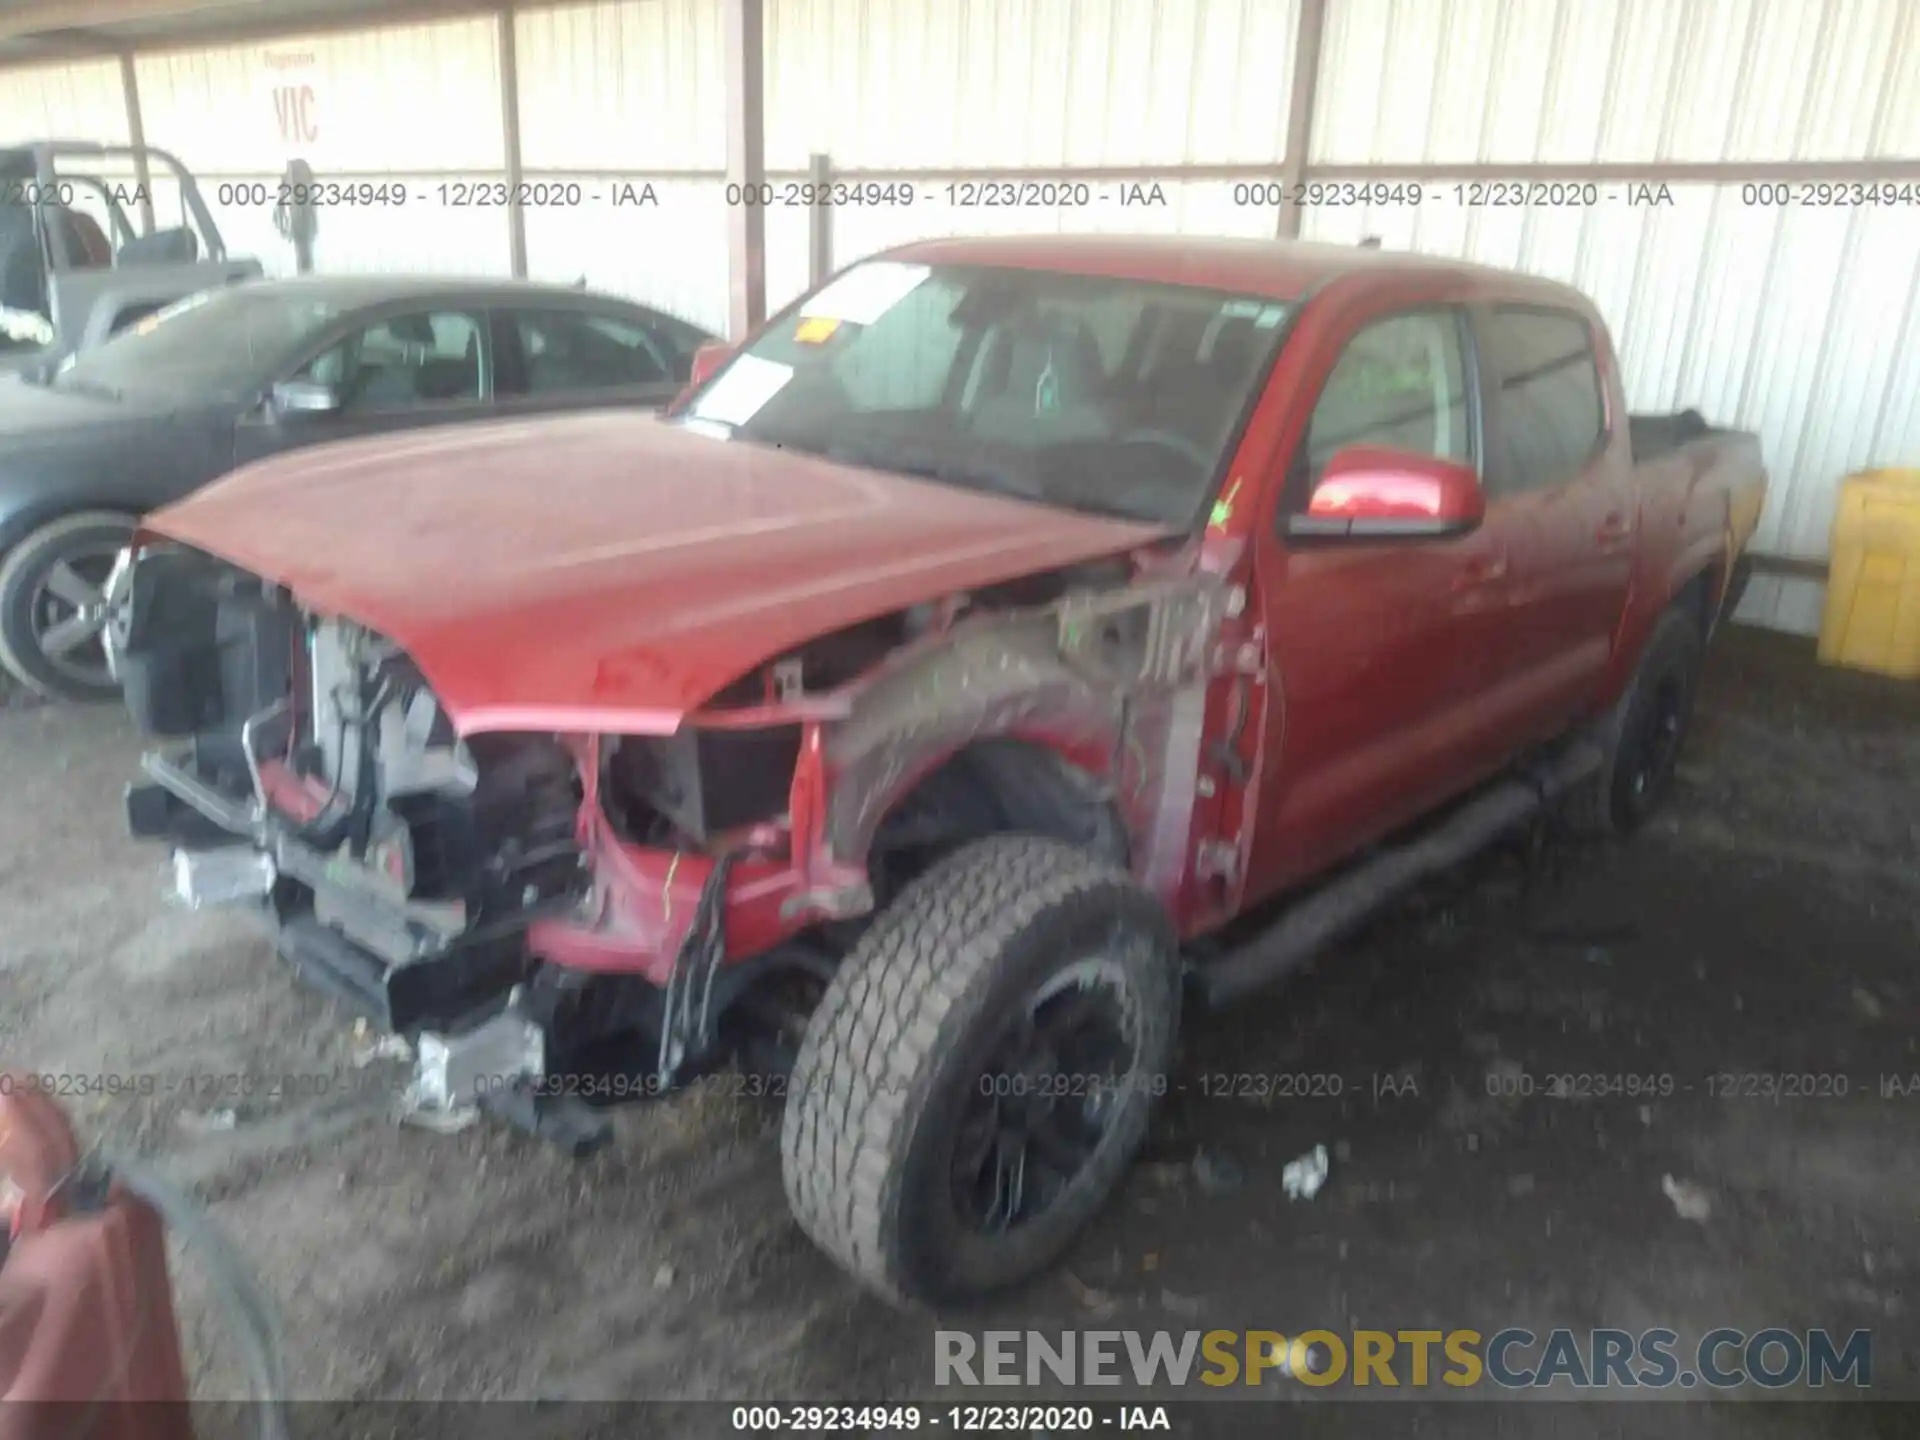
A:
1296;311;1473;496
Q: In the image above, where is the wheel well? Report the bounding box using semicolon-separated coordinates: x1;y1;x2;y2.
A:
864;738;1128;903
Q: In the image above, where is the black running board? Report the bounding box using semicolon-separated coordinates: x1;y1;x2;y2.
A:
1195;743;1603;1006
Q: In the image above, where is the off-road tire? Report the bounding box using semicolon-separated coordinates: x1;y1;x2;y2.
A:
0;510;138;703
781;836;1180;1308
1564;607;1705;838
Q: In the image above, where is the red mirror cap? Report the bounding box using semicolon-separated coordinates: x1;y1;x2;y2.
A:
666;341;736;416
688;340;735;389
1302;446;1485;535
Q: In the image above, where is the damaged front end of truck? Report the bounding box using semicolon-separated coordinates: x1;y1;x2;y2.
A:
110;528;1237;1154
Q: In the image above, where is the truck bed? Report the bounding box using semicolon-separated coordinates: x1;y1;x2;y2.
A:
1628;408;1753;464
1629;410;1769;571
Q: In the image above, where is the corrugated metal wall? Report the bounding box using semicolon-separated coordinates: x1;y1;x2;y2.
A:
514;0;730;333
3;0;1915;633
765;0;1301;171
760;0;1297;308
130;17;511;277
0;58;130;142
1314;0;1919;166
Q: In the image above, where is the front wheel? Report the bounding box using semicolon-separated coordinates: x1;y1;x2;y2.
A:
0;511;138;703
781;836;1180;1308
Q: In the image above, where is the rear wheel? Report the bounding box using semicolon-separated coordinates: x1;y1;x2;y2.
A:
1565;607;1705;837
0;511;137;702
781;836;1180;1307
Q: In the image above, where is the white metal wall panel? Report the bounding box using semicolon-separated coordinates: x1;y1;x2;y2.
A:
512;2;727;330
0;60;130;144
765;0;1300;172
524;179;731;332
133;19;504;174
144;173;512;280
515;1;726;170
181;176;514;282
1315;0;1920;164
127;19;506;280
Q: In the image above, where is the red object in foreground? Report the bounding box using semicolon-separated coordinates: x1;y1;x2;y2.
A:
0;1076;193;1440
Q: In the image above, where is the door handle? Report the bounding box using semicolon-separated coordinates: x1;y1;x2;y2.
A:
1452;554;1509;591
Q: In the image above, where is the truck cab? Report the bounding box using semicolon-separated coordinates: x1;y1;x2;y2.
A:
0;141;263;381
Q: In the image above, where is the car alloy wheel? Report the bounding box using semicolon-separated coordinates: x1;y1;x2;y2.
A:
949;953;1141;1237
28;540;123;693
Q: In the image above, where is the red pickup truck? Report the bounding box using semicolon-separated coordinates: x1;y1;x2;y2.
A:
112;235;1766;1307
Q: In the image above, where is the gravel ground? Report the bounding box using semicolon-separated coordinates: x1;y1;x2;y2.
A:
2;624;1915;1437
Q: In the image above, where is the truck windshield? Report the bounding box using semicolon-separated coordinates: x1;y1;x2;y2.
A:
50;286;342;399
680;261;1292;527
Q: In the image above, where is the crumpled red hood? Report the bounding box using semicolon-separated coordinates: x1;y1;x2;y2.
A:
145;411;1169;733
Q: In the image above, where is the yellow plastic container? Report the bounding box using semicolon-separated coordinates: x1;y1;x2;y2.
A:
1819;468;1920;679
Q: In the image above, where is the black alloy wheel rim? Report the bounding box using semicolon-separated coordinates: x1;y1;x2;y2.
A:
950;954;1139;1236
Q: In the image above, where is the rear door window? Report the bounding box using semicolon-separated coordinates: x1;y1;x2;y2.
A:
1482;307;1605;497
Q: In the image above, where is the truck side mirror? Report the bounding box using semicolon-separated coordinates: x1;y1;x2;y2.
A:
667;340;736;415
1287;446;1485;541
688;340;734;388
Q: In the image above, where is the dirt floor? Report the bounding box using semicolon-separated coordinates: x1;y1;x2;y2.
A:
2;624;1916;1437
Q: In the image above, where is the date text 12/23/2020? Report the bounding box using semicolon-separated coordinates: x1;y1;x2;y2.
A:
201;176;1919;216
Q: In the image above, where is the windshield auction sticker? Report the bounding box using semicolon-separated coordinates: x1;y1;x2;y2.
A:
691;352;794;427
800;261;931;327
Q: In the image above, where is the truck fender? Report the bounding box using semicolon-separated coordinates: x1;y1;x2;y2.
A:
820;620;1128;866
819;575;1232;891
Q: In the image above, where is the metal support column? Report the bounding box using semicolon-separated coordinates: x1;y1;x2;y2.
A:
725;0;768;339
1276;0;1328;240
498;6;528;278
118;52;156;232
808;152;833;287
